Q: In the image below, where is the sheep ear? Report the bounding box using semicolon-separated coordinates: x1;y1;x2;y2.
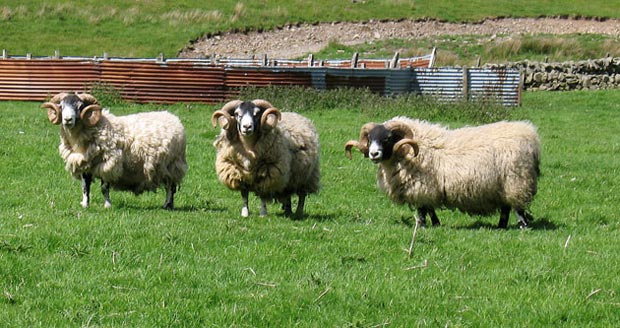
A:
41;102;62;125
261;108;281;129
81;104;102;126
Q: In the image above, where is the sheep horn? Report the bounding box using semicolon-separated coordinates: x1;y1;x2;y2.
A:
80;104;103;127
251;99;274;109
220;99;243;114
393;139;419;157
41;102;62;125
344;140;360;160
345;123;376;159
212;100;242;129
211;110;234;129
260;108;281;128
78;93;99;105
385;120;418;157
48;92;70;104
41;92;71;125
384;120;414;140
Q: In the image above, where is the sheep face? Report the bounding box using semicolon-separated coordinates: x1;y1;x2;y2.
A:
42;93;102;128
345;120;419;163
234;101;262;137
368;125;403;163
60;94;87;128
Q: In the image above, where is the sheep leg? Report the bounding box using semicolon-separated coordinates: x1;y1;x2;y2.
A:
294;192;307;220
498;206;511;229
80;173;92;208
101;181;112;209
514;209;531;229
241;189;250;217
163;184;176;210
259;197;268;217
281;196;293;217
413;206;427;227
428;207;440;226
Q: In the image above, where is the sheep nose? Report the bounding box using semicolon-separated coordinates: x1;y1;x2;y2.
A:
369;151;380;159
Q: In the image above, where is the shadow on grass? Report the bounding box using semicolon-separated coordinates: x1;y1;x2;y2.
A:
456;216;560;230
112;199;228;213
393;214;560;230
275;212;337;222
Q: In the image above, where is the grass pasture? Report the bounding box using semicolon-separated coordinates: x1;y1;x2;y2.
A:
2;1;620;59
1;89;620;326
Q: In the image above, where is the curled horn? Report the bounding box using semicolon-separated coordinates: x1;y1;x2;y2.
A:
344;122;376;159
211;100;242;129
253;99;281;129
77;93;99;105
385;120;419;157
80;103;103;127
41;92;70;125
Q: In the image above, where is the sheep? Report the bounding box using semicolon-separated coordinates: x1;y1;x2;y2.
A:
345;117;540;228
41;92;187;209
211;99;320;219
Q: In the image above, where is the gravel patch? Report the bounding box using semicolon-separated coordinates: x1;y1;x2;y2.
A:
178;17;620;59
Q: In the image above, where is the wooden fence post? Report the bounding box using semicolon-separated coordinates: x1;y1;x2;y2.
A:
462;66;469;101
390;51;400;68
351;52;359;68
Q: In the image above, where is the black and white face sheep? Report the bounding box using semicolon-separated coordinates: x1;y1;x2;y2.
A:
212;99;320;219
42;92;187;210
345;117;540;229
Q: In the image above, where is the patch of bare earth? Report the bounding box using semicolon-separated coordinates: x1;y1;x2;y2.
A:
178;17;620;59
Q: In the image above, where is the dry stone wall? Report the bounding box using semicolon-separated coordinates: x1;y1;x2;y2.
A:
485;57;620;91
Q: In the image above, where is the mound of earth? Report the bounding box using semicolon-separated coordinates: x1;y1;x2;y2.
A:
178;17;620;59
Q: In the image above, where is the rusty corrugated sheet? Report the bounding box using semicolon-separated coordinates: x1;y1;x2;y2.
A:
0;51;521;106
0;59;99;101
100;61;226;103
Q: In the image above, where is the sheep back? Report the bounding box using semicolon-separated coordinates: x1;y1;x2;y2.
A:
377;118;539;216
276;112;321;196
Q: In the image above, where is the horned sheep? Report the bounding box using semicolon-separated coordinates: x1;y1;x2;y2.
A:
42;92;187;209
212;99;320;218
345;117;540;228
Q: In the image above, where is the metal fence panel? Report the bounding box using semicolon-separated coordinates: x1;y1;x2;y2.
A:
0;56;521;106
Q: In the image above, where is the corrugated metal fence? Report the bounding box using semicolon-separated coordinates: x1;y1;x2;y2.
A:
0;52;522;106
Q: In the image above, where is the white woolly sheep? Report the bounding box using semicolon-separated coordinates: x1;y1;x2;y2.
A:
212;99;320;218
345;117;540;228
42;92;187;209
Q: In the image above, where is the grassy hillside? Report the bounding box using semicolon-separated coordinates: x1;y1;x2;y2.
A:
1;1;619;58
1;89;619;326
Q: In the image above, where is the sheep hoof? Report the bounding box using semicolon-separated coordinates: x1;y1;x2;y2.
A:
241;208;249;217
81;201;89;208
104;202;112;209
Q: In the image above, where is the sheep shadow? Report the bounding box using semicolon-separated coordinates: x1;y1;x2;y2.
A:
110;199;228;213
394;214;560;230
456;216;560;230
275;212;337;222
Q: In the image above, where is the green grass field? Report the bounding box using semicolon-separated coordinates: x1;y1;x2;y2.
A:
1;1;620;59
1;89;619;326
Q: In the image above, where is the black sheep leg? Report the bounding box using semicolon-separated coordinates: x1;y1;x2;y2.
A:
498;206;511;228
80;173;92;208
